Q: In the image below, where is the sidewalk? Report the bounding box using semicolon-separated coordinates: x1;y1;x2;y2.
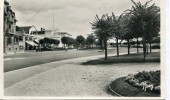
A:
4;51;160;96
4;54;116;88
4;50;35;57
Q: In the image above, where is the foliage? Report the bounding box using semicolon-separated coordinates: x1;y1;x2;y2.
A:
39;39;44;44
120;14;134;40
124;0;160;59
151;36;160;43
61;37;75;47
91;14;114;59
76;35;85;45
134;70;160;86
109;77;160;97
52;39;60;44
61;37;69;45
86;35;95;46
67;37;75;45
39;37;60;45
91;14;113;40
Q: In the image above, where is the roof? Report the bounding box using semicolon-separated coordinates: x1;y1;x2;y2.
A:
45;30;52;32
4;0;9;5
26;41;38;46
32;31;45;35
17;26;32;31
58;32;72;36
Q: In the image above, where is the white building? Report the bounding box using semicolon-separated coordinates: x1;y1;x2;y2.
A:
32;29;72;47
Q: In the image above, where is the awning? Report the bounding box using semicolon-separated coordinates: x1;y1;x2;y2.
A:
26;41;38;46
33;39;39;44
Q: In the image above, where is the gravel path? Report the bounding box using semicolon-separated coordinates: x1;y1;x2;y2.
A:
5;55;160;97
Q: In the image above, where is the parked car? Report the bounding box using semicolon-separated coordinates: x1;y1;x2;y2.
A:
152;44;160;49
132;44;143;48
42;46;53;51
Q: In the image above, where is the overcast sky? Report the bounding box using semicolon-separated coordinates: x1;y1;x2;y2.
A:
9;0;160;38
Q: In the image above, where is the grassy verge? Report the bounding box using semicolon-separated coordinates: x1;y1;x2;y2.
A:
109;77;160;97
82;52;160;65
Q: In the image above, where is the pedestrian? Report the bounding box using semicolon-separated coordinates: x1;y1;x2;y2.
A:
36;46;38;52
65;46;68;51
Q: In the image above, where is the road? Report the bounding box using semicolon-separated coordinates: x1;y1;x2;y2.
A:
4;47;143;72
5;54;160;96
4;47;160;96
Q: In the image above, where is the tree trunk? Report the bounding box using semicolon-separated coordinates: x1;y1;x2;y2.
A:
127;38;130;55
137;38;139;53
116;37;119;57
147;43;149;55
143;37;146;60
101;40;104;52
150;42;152;53
77;44;78;50
104;37;107;60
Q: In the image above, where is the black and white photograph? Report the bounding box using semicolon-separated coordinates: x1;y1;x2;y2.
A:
0;0;167;99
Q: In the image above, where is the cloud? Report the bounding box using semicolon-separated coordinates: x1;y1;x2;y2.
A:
9;0;160;38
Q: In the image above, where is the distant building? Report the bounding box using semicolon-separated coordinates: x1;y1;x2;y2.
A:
3;0;19;53
16;26;38;50
32;29;72;47
31;28;45;40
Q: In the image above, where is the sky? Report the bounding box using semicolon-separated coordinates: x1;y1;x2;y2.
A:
9;0;160;38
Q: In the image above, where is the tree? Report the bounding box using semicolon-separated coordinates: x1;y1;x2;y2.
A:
109;13;124;57
86;35;95;47
91;14;112;60
43;37;52;47
76;35;85;48
61;37;69;48
126;0;160;59
39;39;44;45
94;30;105;51
43;37;51;44
52;39;60;45
120;14;134;55
40;38;60;47
67;37;75;47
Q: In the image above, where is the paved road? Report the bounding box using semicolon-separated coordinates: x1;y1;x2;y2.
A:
4;47;143;72
5;54;160;96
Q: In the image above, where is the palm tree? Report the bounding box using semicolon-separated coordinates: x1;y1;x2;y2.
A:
91;14;112;60
108;13;124;57
119;14;134;55
125;0;160;60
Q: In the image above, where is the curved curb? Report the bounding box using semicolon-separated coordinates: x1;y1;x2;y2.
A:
108;85;123;97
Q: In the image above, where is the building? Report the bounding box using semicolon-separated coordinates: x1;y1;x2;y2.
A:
32;28;45;39
32;29;72;48
51;31;72;47
16;26;39;50
3;0;19;53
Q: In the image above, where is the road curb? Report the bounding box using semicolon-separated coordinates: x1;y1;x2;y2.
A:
108;85;123;97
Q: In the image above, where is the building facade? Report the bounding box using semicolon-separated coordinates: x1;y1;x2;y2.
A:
46;30;72;47
3;0;20;54
32;29;72;48
17;26;39;50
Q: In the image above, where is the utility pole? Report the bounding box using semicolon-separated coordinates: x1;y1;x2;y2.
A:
53;12;54;32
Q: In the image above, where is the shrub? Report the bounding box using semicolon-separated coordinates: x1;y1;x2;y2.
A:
134;70;160;86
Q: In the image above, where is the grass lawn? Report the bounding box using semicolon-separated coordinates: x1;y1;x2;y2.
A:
109;77;160;97
82;52;160;65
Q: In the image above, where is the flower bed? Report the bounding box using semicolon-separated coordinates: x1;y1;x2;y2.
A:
108;70;160;97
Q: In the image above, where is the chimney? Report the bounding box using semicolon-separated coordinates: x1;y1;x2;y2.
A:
41;28;45;31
